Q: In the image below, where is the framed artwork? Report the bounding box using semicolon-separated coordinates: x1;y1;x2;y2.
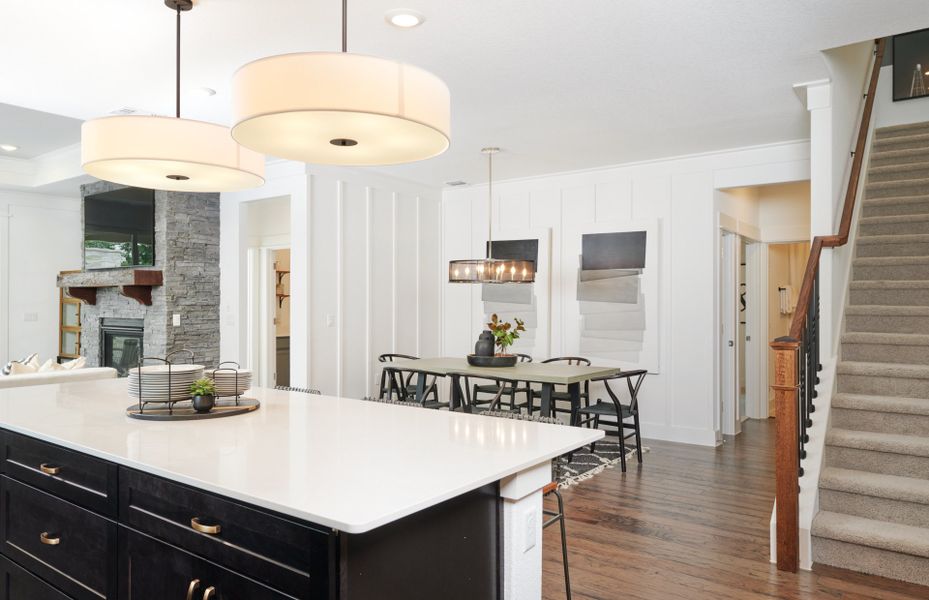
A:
479;228;552;361
893;28;929;102
563;220;660;373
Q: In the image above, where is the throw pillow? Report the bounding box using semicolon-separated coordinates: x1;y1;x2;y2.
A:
2;352;38;376
60;356;86;370
9;361;39;375
38;359;65;373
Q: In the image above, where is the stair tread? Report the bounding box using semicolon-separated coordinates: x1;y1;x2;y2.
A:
812;511;929;558
849;279;929;289
821;467;929;504
856;233;929;245
833;393;929;416
876;123;929;137
860;214;929;225
853;256;929;266
827;428;929;458
846;305;929;316
842;331;929;345
863;195;929;207
869;161;929;175
838;360;929;379
866;178;929;191
870;148;929;161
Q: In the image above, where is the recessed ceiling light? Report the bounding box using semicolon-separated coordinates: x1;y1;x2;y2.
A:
445;180;467;187
0;144;18;152
194;87;217;97
385;9;425;28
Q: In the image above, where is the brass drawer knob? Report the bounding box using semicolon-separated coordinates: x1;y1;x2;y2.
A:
39;532;60;546
186;579;200;600
202;586;216;600
190;517;221;535
39;463;60;476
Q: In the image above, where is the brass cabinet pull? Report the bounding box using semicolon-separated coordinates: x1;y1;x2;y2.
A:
202;586;216;600
39;532;60;546
39;463;60;476
186;579;201;600
190;517;221;535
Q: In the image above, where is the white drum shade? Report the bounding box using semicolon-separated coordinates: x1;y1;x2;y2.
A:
231;52;450;165
81;116;266;192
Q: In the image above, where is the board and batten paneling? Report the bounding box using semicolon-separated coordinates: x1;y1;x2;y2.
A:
442;141;810;445
222;161;442;400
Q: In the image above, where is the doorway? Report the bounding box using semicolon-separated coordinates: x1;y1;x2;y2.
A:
243;196;291;388
767;242;810;416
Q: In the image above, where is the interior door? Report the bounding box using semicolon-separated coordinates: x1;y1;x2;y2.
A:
720;232;739;435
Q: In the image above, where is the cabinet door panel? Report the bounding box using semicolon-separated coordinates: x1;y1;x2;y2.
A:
0;555;72;600
0;477;116;600
120;528;296;600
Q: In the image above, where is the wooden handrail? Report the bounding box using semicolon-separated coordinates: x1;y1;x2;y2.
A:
770;37;885;573
787;38;886;341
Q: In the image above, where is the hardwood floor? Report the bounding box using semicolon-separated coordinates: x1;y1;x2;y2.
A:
542;418;929;599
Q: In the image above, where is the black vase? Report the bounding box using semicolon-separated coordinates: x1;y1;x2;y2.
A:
475;330;495;357
191;395;215;413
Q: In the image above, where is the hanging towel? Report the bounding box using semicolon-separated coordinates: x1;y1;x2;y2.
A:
779;285;797;315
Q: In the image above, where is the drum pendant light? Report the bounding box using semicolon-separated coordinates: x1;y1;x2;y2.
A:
448;148;535;284
231;0;450;166
81;0;265;192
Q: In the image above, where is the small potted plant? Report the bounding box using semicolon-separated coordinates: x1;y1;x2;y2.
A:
189;378;216;413
487;313;526;365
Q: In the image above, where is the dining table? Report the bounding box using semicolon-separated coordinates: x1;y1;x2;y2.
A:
387;357;620;419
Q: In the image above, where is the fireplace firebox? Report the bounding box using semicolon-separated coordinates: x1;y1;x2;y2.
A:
101;318;144;377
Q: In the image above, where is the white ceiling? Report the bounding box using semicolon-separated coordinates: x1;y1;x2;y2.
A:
1;0;927;187
0;103;82;159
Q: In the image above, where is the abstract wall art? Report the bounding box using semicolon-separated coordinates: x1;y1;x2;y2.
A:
564;221;659;373
480;229;552;360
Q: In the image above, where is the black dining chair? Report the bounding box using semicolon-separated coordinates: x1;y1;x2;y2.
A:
479;409;572;599
520;357;591;423
377;354;441;405
576;370;647;472
468;353;533;410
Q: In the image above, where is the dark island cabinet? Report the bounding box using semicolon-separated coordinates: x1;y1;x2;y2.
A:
0;430;336;600
119;529;297;600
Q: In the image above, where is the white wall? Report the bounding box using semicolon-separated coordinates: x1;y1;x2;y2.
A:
221;161;442;399
0;191;82;365
442;141;810;446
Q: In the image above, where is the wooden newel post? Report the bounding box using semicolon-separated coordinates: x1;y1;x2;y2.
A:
771;336;800;572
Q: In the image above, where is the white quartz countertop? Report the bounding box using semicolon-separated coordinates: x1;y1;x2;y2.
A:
0;379;602;533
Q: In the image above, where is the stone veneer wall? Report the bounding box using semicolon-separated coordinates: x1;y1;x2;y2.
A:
78;181;219;368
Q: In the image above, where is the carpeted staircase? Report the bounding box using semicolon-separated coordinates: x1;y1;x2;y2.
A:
812;121;929;586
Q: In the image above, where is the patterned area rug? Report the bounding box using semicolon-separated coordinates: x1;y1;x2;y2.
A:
554;440;649;488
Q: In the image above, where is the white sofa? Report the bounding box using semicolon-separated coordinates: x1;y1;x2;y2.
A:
0;367;118;389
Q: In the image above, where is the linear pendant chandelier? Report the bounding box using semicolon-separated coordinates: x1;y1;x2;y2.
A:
448;148;535;284
231;0;450;166
81;0;265;193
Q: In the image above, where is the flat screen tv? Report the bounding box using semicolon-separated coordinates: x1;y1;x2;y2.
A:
83;187;155;270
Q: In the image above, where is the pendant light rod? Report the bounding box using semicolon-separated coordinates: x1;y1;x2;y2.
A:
175;4;181;118
165;0;193;117
342;0;348;52
482;147;499;259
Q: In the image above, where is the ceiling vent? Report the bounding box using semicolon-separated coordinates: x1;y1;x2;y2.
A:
445;180;468;187
109;107;138;115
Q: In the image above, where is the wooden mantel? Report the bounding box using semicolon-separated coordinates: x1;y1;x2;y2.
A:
56;269;163;306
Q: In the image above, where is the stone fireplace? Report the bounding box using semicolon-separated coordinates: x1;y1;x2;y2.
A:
57;181;221;373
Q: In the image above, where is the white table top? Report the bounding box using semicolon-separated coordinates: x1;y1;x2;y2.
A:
0;379;602;533
389;357;619;384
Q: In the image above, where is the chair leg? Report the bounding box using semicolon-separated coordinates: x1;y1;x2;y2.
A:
553;489;571;600
618;420;627;473
633;414;643;464
590;415;600;453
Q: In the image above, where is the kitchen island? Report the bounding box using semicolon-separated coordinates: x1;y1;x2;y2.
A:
0;378;601;600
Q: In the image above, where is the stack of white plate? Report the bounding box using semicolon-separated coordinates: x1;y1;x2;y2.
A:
205;367;252;397
127;364;205;403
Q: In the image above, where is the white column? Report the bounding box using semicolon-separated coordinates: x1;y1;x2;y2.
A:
806;81;836;359
499;461;551;600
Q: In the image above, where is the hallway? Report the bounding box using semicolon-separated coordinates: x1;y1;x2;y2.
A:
543;419;929;599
